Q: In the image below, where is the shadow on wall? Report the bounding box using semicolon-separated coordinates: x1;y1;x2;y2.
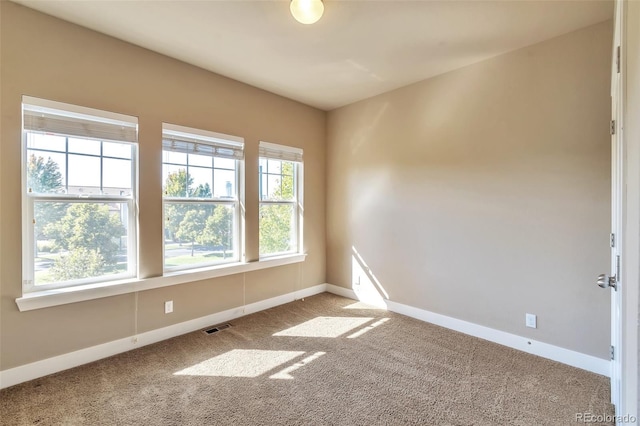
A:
351;246;389;308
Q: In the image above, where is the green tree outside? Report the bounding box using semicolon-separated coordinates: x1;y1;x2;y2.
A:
27;154;63;193
27;154;66;254
164;169;213;244
45;203;125;281
164;170;193;242
49;247;106;282
175;208;208;256
259;161;296;255
201;205;233;258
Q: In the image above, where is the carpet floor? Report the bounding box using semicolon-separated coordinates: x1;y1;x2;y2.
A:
0;293;613;425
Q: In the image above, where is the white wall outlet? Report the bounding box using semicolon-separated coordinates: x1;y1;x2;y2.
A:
525;313;537;329
165;300;173;314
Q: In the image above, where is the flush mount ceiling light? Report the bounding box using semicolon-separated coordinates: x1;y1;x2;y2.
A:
290;0;324;25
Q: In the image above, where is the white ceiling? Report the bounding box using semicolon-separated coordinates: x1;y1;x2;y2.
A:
14;0;613;111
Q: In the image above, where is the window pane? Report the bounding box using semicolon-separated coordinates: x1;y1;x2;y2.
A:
215;157;236;170
281;174;295;200
164;202;236;269
27;133;66;152
68;138;101;156
68;154;100;194
189;166;213;198
103;158;132;194
27;150;67;193
103;142;132;159
33;201;129;286
163;165;188;197
188;153;212;168
259;203;296;256
163;150;187;165
260;174;268;201
267;175;281;199
214;169;236;198
267;159;282;174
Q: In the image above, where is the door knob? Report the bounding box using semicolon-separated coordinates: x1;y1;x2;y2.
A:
597;274;617;290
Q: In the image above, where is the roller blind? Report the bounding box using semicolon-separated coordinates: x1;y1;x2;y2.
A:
22;98;138;143
162;126;244;160
259;141;303;163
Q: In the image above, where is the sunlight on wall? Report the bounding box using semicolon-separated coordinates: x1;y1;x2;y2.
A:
273;316;373;338
349;101;389;155
351;246;389;308
269;352;326;380
174;349;304;378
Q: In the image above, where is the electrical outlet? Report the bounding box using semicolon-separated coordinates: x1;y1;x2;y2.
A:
525;313;537;329
165;300;173;314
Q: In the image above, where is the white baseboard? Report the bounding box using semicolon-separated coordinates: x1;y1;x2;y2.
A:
0;284;327;389
325;284;610;377
1;283;609;389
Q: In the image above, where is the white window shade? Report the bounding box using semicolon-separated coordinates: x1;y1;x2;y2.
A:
162;137;243;160
162;125;244;160
259;141;303;163
22;98;137;143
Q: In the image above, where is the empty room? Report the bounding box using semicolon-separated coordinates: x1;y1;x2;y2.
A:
1;0;639;425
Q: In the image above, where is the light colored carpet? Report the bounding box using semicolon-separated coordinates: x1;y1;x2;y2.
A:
0;293;613;425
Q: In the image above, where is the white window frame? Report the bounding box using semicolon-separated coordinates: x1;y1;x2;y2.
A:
21;96;139;293
258;141;304;259
162;123;244;272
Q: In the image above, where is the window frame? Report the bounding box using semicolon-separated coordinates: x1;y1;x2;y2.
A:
161;123;244;272
258;141;304;259
21;96;139;293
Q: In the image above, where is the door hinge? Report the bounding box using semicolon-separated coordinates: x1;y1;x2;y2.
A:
610;345;615;360
610;233;615;248
616;45;621;74
611;120;616;135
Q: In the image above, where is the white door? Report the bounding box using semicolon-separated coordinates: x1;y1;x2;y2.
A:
604;0;624;412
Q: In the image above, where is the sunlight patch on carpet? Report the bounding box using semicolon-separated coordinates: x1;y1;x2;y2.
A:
273;316;373;338
174;349;304;378
269;352;326;380
343;301;386;310
347;318;390;338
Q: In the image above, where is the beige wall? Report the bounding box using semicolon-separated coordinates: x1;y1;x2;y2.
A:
0;2;326;370
327;21;613;358
0;1;614;373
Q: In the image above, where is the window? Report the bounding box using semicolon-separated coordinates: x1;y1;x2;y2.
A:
259;142;303;257
22;96;138;292
162;124;244;271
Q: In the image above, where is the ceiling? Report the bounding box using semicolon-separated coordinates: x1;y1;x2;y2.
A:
13;0;613;111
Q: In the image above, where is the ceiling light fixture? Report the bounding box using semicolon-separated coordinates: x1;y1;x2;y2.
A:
290;0;324;25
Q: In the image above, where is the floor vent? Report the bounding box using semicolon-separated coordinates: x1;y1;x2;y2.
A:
203;323;232;335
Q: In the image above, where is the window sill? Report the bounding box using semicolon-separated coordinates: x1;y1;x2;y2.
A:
15;253;306;312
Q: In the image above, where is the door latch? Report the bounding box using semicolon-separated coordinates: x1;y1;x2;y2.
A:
597;274;617;290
